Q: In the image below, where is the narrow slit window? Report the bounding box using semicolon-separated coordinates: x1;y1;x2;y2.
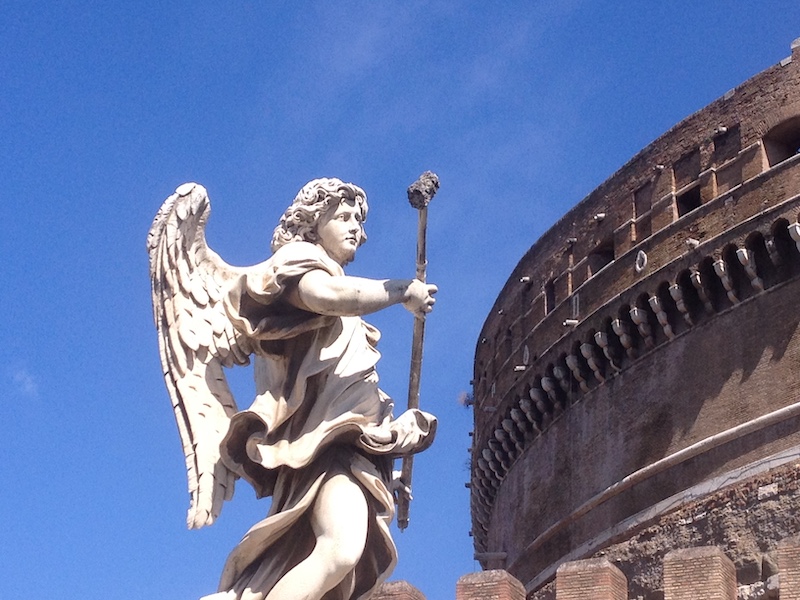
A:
544;279;555;314
634;182;654;242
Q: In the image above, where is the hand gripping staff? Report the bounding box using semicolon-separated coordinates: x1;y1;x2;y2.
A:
397;171;439;531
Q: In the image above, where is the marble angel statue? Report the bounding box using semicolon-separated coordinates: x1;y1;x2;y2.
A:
147;178;438;600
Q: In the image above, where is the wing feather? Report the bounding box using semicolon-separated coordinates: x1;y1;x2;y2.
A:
206;273;223;303
225;326;250;366
190;274;210;306
177;258;192;295
148;182;257;529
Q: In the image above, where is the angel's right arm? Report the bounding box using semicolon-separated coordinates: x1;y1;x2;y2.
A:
286;269;437;318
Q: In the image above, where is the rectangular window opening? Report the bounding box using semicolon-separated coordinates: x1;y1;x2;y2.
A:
677;186;702;217
588;239;615;277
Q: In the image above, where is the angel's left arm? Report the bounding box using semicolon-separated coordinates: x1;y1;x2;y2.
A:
285;269;437;318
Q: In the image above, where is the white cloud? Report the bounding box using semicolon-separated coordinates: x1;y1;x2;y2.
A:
10;367;39;399
309;3;420;78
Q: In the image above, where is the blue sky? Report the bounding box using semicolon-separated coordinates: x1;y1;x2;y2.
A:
2;2;799;599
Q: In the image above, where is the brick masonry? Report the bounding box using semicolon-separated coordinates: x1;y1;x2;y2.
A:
379;540;796;598
663;547;736;600
778;535;800;600
555;559;627;600
373;580;427;600
456;570;526;600
470;36;800;600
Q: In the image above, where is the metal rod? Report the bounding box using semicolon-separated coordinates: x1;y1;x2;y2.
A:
397;205;427;531
396;171;438;531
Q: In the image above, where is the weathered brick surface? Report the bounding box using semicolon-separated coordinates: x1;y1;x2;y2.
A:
493;282;800;591
471;35;800;600
778;534;800;600
663;547;736;600
472;43;800;424
456;570;526;600
372;580;426;600
555;559;627;600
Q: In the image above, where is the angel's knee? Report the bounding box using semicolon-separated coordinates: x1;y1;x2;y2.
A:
314;529;366;579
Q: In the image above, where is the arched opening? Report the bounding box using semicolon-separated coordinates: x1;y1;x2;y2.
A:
553;353;576;399
676;268;706;323
699;256;729;312
722;244;750;301
634;292;660;346
568;340;593;393
599;316;625;371
656;281;683;336
771;218;800;277
542;364;568;412
615;303;641;357
745;231;777;289
529;377;554;429
523;384;545;424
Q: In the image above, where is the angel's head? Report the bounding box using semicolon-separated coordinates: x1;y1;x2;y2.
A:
271;178;369;265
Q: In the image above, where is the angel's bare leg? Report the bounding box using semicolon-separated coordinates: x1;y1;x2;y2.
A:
263;473;369;600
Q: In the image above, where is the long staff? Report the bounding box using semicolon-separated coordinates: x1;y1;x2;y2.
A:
397;171;439;531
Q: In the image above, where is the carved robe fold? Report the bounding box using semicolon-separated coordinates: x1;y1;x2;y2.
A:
217;241;436;600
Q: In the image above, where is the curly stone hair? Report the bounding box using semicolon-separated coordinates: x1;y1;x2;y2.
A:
271;178;369;253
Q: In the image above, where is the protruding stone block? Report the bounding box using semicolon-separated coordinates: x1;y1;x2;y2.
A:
555;558;628;600
778;535;800;600
663;546;736;600
456;570;526;600
373;580;426;600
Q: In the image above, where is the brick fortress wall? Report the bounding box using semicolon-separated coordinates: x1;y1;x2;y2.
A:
373;535;800;599
469;37;800;598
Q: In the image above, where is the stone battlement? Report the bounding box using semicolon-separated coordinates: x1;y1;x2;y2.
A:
376;535;800;599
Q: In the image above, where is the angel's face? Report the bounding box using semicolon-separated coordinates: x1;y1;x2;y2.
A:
315;197;365;266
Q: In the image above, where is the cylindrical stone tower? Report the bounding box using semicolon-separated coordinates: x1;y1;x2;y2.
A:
471;38;800;599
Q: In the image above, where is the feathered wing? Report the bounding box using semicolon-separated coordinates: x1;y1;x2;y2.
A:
147;182;256;529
